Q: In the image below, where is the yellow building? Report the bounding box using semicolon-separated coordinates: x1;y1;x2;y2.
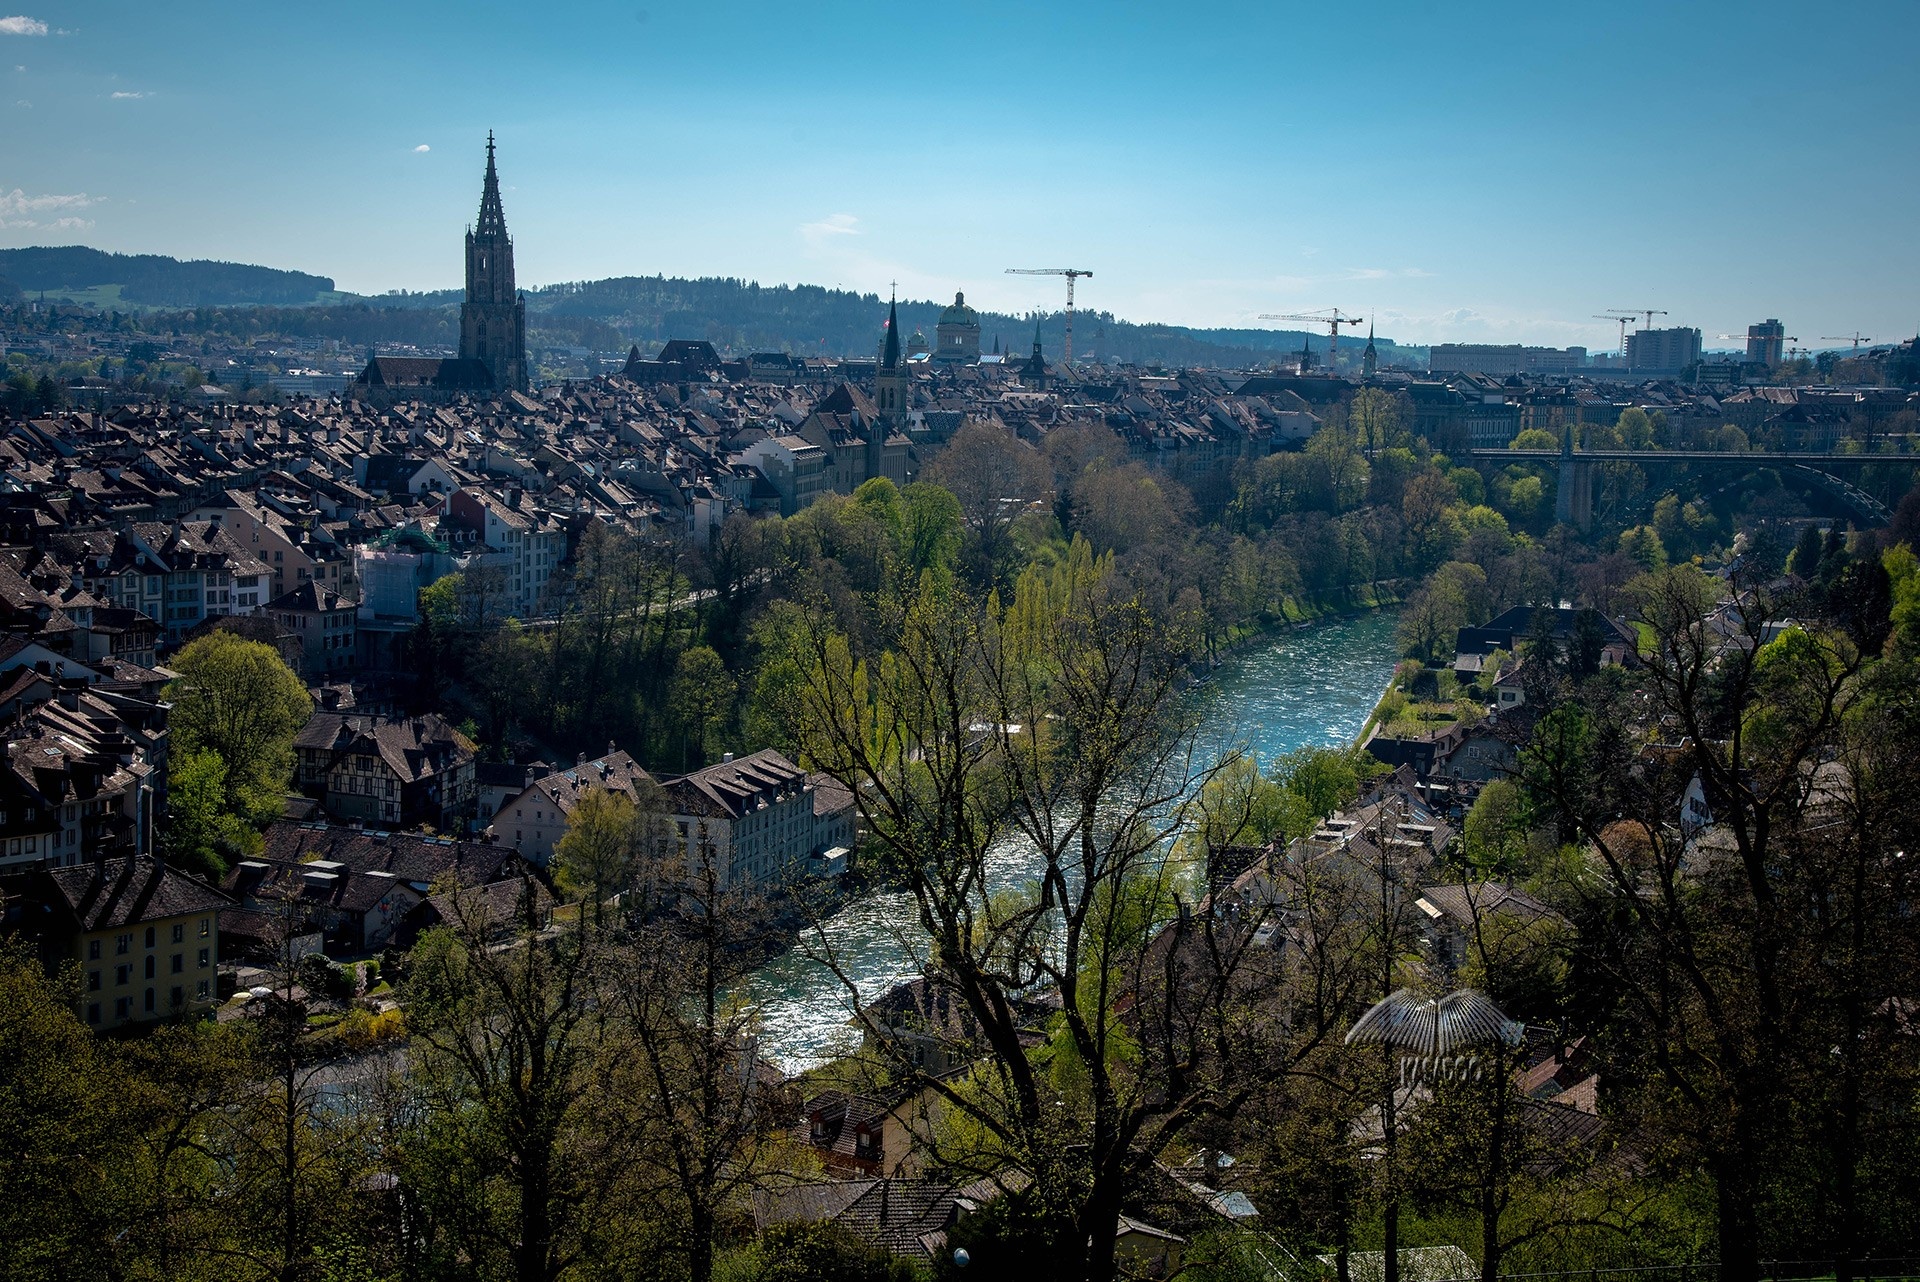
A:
28;856;230;1030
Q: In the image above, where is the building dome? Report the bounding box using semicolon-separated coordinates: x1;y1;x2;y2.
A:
940;291;977;326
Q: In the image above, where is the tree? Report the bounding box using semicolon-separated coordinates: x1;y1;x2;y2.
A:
1396;575;1469;663
923;420;1045;589
402;883;635;1282
1617;524;1667;571
1347;386;1403;459
1461;778;1529;876
1790;522;1825;579
1826;557;1893;655
669;645;734;768
553;787;644;930
788;539;1328;1282
0;943;142;1280
163;746;256;875
1517;566;1919;1279
608;835;797;1282
166;631;312;827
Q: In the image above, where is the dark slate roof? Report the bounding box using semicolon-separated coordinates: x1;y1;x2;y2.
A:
38;856;231;929
293;713;474;786
663;748;807;821
266;580;351;612
258;822;525;889
357;356;495;390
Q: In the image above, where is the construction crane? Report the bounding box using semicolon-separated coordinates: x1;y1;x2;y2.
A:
1609;307;1669;330
1595;313;1639;355
1717;331;1797;367
1258;309;1368;373
1820;332;1874;357
1005;268;1093;365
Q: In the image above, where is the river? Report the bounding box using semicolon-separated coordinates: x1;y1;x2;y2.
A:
740;608;1403;1074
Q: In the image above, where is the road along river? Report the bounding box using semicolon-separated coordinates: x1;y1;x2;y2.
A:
740;608;1403;1074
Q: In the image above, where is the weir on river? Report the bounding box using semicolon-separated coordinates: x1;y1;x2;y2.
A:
739;609;1403;1073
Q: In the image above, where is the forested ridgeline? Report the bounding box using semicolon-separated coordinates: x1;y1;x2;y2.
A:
1;246;1431;364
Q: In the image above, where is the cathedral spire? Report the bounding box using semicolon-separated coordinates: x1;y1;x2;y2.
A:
477;130;508;237
461;131;527;392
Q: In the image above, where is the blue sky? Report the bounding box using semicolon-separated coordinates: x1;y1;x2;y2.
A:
2;1;1916;350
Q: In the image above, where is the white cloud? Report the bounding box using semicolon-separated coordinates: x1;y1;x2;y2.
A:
0;188;99;229
413;143;430;153
798;212;861;246
0;15;48;36
109;90;146;99
1343;266;1435;282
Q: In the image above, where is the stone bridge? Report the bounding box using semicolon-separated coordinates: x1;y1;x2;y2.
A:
1471;442;1916;529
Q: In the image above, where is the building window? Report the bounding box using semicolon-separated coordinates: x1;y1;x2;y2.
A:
87;1002;101;1025
116;932;132;955
172;923;185;944
87;969;100;991
116;963;131;986
171;953;184;974
115;997;130;1020
198;948;209;968
196;980;210;999
200;917;210;937
144;956;156;980
145;926;156;948
88;939;100;961
170;986;184;1009
144;988;155;1013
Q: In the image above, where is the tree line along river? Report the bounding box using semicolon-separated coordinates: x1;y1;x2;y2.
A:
739;608;1404;1074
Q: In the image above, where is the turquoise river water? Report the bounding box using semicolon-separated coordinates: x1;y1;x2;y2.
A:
739;608;1403;1073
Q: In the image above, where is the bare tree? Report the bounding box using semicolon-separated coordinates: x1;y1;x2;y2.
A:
787;538;1332;1282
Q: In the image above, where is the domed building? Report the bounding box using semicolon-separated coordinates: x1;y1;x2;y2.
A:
906;327;930;360
933;290;982;365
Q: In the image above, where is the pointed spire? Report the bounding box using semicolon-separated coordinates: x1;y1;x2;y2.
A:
477;130;508;237
881;292;901;369
1033;315;1044;354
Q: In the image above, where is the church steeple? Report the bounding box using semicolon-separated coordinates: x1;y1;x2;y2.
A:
875;287;908;426
1022;316;1047;389
460;131;527;393
477;130;508;238
1362;319;1378;379
881;291;901;370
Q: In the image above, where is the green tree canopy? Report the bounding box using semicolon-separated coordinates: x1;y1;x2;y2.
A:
165;631;311;826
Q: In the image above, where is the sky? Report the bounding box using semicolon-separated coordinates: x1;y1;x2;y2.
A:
2;1;1917;352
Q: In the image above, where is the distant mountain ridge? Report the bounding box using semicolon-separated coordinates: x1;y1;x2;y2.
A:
1;246;1425;368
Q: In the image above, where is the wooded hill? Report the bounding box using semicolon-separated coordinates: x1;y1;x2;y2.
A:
2;246;1427;369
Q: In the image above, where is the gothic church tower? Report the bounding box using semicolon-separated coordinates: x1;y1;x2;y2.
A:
460;133;529;393
875;292;909;426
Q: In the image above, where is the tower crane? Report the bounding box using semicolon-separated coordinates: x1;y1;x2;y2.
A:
1609;307;1669;330
1820;332;1874;357
1258;309;1368;373
1717;331;1797;368
1595;313;1638;356
1005;268;1093;365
